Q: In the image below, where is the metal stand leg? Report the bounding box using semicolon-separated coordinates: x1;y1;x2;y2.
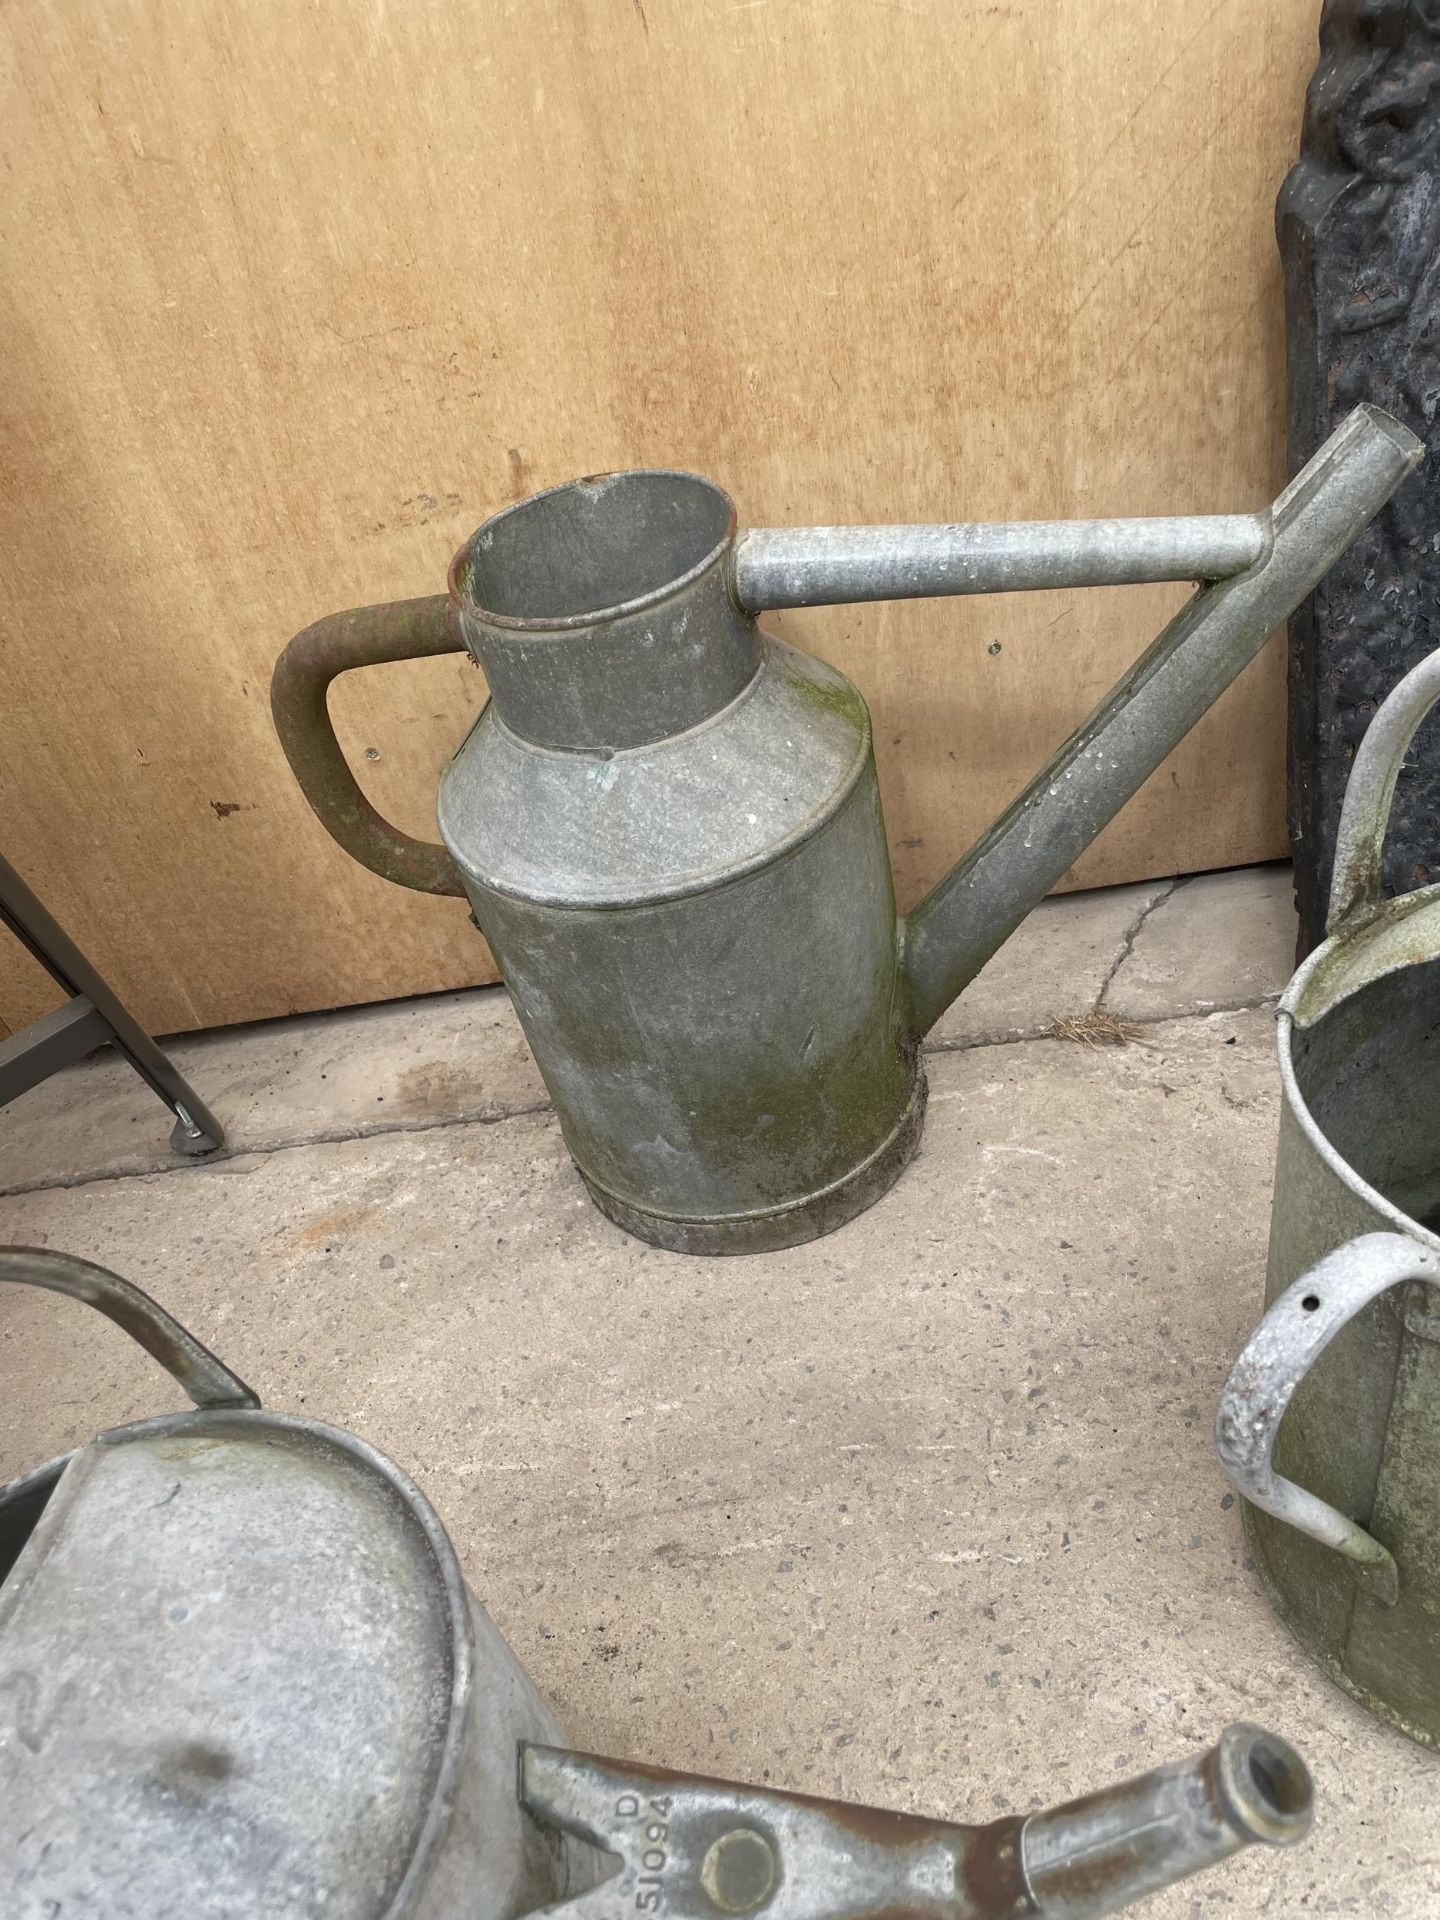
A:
0;852;224;1156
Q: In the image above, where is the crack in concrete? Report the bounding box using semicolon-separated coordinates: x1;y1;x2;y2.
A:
0;1098;559;1200
1095;876;1181;1010
924;988;1278;1056
0;993;1280;1203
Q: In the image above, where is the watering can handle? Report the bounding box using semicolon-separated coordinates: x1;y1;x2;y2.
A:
0;1246;258;1410
1327;645;1440;933
1214;1231;1440;1607
271;595;469;897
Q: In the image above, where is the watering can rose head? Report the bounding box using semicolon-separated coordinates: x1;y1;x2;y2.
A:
273;407;1421;1254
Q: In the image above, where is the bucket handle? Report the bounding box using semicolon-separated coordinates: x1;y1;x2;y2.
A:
270;595;469;897
0;1247;258;1412
1214;1231;1440;1607
1327;646;1440;935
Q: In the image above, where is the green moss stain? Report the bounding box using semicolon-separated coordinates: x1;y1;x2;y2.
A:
784;665;864;726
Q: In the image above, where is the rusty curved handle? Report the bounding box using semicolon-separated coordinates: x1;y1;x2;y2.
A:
0;1246;258;1411
271;595;469;896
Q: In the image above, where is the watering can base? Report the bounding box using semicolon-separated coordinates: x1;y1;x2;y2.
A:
581;1070;928;1255
1243;1505;1440;1753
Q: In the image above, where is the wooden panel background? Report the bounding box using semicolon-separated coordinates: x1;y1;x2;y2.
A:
0;0;1319;1035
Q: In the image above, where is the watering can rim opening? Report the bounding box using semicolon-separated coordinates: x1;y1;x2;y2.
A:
1212;1725;1315;1846
449;467;738;634
1283;879;1440;1031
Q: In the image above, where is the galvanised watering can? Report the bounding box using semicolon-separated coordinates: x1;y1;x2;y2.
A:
273;407;1420;1254
1216;644;1440;1751
0;1248;1315;1917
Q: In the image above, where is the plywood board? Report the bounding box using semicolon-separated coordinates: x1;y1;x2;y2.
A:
0;0;1319;1033
0;934;61;1039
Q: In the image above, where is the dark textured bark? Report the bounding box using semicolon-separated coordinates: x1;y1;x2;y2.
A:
1282;0;1440;954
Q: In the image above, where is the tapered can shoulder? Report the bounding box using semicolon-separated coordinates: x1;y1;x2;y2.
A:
437;637;870;910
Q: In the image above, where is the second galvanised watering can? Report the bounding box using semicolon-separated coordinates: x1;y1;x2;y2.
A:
1;1248;1315;1917
273;406;1420;1254
1215;644;1440;1751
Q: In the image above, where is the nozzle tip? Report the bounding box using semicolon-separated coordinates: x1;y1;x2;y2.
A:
1354;402;1425;466
1213;1724;1314;1847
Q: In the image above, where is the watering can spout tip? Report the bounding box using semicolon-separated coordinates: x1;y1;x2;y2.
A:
1353;403;1424;464
1212;1724;1315;1848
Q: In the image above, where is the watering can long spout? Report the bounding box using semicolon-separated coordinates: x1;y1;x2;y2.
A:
734;404;1421;1041
523;1721;1314;1920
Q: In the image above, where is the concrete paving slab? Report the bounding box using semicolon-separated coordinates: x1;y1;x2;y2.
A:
925;879;1170;1049
2;1007;1433;1916
0;876;1188;1195
1106;865;1298;1023
0;984;548;1193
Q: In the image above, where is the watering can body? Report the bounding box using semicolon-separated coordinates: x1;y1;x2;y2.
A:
0;1251;1315;1917
274;412;1420;1253
1216;647;1440;1751
439;567;915;1254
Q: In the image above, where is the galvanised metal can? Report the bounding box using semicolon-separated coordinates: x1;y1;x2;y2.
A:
1218;645;1440;1750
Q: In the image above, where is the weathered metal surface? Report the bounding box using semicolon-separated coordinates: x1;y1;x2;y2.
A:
900;405;1422;1035
1327;640;1440;931
0;1244;258;1413
438;623;917;1254
521;1726;1312;1920
454;471;753;755
0;1250;583;1920
0;1243;261;1597
273;409;1419;1253
1217;641;1440;1747
1280;0;1440;955
270;594;468;896
732;514;1268;611
1216;1233;1440;1605
0;1410;585;1920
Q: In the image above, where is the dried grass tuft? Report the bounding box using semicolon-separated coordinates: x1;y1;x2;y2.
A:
1046;1010;1146;1049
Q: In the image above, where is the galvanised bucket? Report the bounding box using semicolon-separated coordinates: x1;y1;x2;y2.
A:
1216;645;1440;1749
